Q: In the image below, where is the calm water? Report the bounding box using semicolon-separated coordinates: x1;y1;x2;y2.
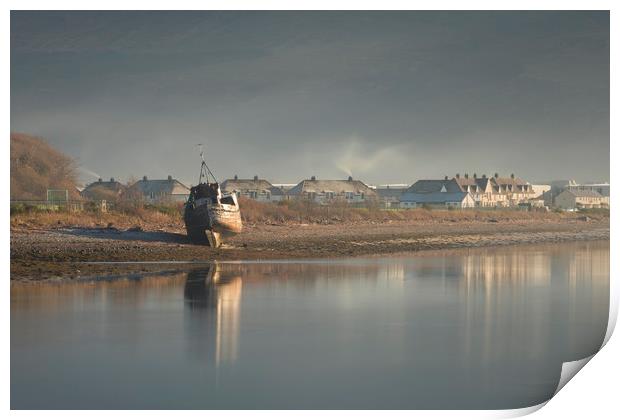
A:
11;240;609;409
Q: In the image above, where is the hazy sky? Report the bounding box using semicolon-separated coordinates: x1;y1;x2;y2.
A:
11;11;609;186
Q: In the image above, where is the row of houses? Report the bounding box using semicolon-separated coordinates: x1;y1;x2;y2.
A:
225;173;610;210
220;173;558;209
81;174;377;205
81;176;191;204
81;173;609;210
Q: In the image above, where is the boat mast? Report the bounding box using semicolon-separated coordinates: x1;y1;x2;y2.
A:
197;143;219;185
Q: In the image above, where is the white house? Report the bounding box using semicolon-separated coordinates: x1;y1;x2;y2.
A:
128;175;190;204
554;190;609;210
220;175;285;202
399;191;475;209
286;176;378;204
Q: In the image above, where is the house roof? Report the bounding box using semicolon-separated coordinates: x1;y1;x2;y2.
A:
288;179;377;197
401;191;471;203
375;186;408;198
82;180;125;193
493;176;528;186
579;183;609;187
454;177;495;191
454;177;477;186
563;190;603;198
130;178;190;196
220;178;284;195
406;179;464;194
81;180;126;199
475;177;493;190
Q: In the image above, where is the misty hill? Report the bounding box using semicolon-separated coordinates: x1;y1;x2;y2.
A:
10;133;79;200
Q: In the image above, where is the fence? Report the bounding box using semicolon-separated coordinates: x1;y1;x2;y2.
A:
46;189;69;204
10;199;108;213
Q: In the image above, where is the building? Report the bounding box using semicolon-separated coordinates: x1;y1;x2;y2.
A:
81;177;126;201
537;180;574;206
400;191;475;209
491;173;537;206
518;195;547;210
566;182;610;197
272;183;297;195
400;178;474;208
373;184;409;208
128;175;190;204
407;177;464;194
530;184;551;197
452;173;505;207
286;176;378;204
403;173;536;208
554;190;608;210
220;175;285;202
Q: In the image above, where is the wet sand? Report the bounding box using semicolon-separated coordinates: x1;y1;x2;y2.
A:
10;218;609;282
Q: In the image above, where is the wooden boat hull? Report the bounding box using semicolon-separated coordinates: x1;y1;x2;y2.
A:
184;200;242;247
207;204;243;234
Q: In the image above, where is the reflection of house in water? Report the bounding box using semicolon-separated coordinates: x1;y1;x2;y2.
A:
406;242;608;365
184;264;242;367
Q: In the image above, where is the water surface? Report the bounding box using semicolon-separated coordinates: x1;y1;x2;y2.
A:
11;240;609;409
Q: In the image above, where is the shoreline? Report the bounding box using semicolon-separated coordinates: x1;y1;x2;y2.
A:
10;218;609;282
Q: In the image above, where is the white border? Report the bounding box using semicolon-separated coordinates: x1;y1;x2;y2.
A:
4;2;617;418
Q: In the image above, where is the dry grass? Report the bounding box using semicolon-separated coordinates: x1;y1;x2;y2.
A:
11;196;606;232
11;205;184;231
237;197;590;225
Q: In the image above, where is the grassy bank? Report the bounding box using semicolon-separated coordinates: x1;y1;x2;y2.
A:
236;198;605;224
10;197;608;232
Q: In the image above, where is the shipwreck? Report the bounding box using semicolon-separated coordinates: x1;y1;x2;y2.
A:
184;148;242;247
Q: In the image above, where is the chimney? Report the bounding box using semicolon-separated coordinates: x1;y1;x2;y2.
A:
311;175;316;181
465;173;469;179
98;177;102;182
254;175;258;181
143;176;147;181
473;173;477;179
234;175;238;180
348;176;353;181
110;177;115;182
511;173;515;179
168;175;173;181
494;173;499;178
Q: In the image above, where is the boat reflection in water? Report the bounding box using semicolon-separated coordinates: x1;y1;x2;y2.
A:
184;264;242;367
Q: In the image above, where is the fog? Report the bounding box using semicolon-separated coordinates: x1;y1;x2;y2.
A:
11;11;609;186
